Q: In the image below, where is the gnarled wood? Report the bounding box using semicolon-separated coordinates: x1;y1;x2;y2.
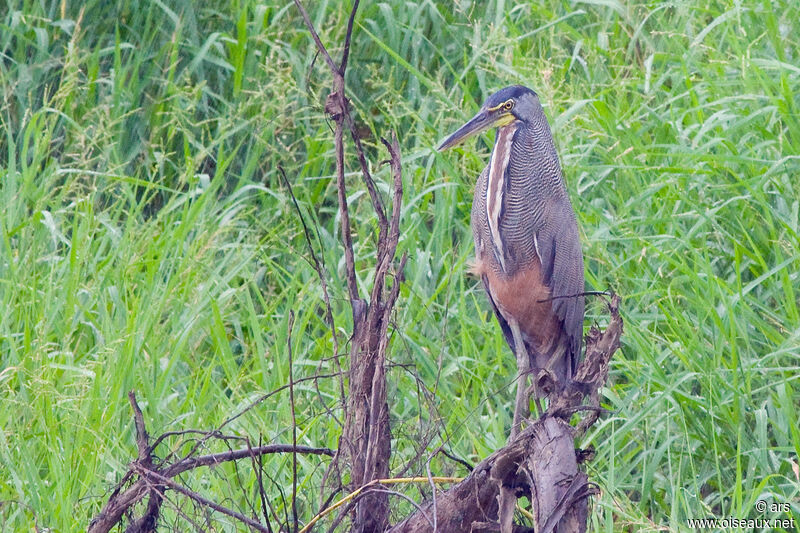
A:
390;295;621;533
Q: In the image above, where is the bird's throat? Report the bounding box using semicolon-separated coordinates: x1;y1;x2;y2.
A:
486;123;517;273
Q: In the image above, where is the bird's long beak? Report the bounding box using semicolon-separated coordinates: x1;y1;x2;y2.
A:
437;110;495;151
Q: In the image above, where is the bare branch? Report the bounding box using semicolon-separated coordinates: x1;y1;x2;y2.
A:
294;0;361;309
381;133;404;244
288;311;299;533
302;477;461;533
164;444;335;478
346;116;388;237
125;392;163;532
437;448;473;473
291;5;406;533
339;0;361;74
253;436;275;533
292;0;339;76
89;442;335;533
135;465;271;533
330;95;361;306
217;372;342;433
128;392;150;465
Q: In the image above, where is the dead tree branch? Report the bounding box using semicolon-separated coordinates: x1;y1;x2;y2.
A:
390;295;623;533
133;465;271;533
165;444;335;475
293;2;405;532
124;392;162;533
88;392;335;533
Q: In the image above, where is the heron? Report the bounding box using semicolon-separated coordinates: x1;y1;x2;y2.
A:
438;85;585;436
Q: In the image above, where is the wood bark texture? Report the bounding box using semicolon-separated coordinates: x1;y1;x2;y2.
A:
390;295;622;533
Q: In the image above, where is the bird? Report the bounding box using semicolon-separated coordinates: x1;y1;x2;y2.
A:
438;85;585;436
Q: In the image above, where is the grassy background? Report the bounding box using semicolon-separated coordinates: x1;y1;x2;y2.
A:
1;0;799;530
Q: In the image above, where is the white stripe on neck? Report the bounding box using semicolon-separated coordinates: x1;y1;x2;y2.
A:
486;123;517;273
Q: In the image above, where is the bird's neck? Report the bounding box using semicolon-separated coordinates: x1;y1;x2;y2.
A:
485;123;518;273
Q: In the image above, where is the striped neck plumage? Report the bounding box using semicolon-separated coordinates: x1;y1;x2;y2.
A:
486;122;518;273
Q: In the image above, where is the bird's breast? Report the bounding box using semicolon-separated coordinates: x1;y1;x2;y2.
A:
471;255;561;355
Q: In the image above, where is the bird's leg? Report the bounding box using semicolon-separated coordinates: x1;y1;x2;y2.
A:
509;320;530;438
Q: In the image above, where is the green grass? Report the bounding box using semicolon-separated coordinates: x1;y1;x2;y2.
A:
1;0;799;531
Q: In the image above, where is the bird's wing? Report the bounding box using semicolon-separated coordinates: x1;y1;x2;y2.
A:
535;198;585;371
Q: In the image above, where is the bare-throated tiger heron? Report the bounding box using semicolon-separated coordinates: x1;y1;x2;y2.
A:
439;85;585;436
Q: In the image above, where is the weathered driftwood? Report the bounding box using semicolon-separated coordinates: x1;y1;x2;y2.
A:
390;295;622;533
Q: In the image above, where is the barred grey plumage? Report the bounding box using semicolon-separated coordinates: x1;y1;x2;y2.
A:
439;85;585;434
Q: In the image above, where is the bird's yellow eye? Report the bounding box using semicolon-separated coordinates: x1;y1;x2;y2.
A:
503;101;514;111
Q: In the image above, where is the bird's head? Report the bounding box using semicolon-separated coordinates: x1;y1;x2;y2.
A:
437;85;540;151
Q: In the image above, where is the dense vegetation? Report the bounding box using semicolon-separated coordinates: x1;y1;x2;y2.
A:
1;0;798;530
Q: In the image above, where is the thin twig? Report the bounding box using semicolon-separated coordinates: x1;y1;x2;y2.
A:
384;133;404;241
134;465;271;533
342;21;394;241
291;0;339;75
173;372;342;466
147;429;218;455
278;165;345;418
347;116;388;237
438;448;473;472
163;444;335;478
365;488;434;528
537;290;610;303
288;311;299;533
217;372;342;432
299;477;462;533
151;486;207;530
263;466;292;531
335;115;361;306
253;436;273;533
339;0;361;74
294;0;360;308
